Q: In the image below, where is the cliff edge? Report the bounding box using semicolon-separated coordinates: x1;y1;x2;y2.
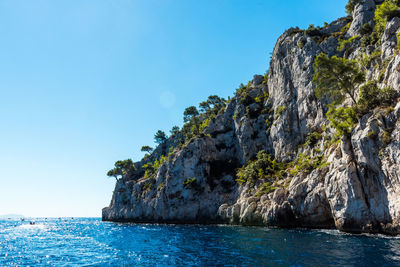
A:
103;0;400;234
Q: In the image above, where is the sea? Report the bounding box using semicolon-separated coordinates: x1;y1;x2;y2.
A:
1;217;400;266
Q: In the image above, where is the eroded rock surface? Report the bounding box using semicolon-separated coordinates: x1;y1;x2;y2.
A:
103;2;400;234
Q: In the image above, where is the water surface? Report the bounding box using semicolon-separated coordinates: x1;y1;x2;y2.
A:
1;218;400;266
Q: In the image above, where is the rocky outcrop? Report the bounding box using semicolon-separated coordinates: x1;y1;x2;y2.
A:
347;0;376;37
103;1;400;235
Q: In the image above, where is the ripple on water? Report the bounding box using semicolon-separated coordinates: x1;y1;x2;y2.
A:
1;218;400;265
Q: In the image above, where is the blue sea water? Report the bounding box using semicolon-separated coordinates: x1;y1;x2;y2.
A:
1;218;400;266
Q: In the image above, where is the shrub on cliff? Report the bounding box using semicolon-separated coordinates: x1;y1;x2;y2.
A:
326;107;357;137
154;130;167;145
141;146;153;153
357;80;398;115
345;0;361;15
236;151;286;186
142;155;166;179
170;126;180;136
375;0;400;32
313;53;365;106
107;159;136;181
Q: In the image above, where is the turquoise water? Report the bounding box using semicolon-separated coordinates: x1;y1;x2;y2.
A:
1;218;400;266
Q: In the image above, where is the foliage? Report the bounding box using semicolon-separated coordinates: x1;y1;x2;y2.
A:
305;130;323;148
367;129;378;140
345;0;361;15
141;146;153;153
360;23;373;35
143;155;166;179
357;81;398;115
397;32;400;50
143;178;155;192
313;53;365;105
326;107;357;137
288;154;328;176
157;181;165;191
358;81;381;108
107;159;136;181
360;50;381;69
154;130;167;144
375;0;400;34
199;117;213;133
255;91;269;104
182;177;197;187
236;151;286;187
305;24;321;36
275;106;287;118
337;36;360;56
199;95;226;113
184;106;199;123
262;72;269;85
236;83;248;95
170;126;180;136
383;128;394;145
256;182;277;197
298;39;306;49
179;95;227;143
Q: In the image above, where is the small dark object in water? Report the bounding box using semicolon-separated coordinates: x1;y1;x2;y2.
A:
29;222;35;225
21;218;25;221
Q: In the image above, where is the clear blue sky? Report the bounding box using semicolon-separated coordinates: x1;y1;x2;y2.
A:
0;0;348;217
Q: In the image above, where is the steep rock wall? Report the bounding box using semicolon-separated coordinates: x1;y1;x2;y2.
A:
103;0;400;234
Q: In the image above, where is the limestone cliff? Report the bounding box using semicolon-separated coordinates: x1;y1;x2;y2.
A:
103;0;400;234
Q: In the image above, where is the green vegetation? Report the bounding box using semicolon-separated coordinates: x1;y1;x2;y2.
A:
337;36;360;56
375;0;400;33
305;130;323;148
107;159;136;181
275;106;287;118
143;178;155;192
397;32;400;50
298;39;306;49
288;154;328;176
182;177;197;187
142;155;166;179
367;129;378;140
256;182;277;197
183;106;199;123
313;53;368;138
236;151;286;187
304;24;320;36
360;50;381;70
360;23;373;35
357;81;398;115
383;128;394;145
345;0;361;15
326;107;357;137
313;53;365;105
170;126;180;136
141;146;153;153
364;0;400;47
157;181;165;191
154;130;167;144
236;150;329;196
180;95;227;142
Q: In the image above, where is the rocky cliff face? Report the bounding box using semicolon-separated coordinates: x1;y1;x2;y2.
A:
103;0;400;234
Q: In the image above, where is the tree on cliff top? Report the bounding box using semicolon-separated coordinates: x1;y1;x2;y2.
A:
154;130;167;144
107;159;136;181
141;146;153;153
312;53;365;106
183;106;199;122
